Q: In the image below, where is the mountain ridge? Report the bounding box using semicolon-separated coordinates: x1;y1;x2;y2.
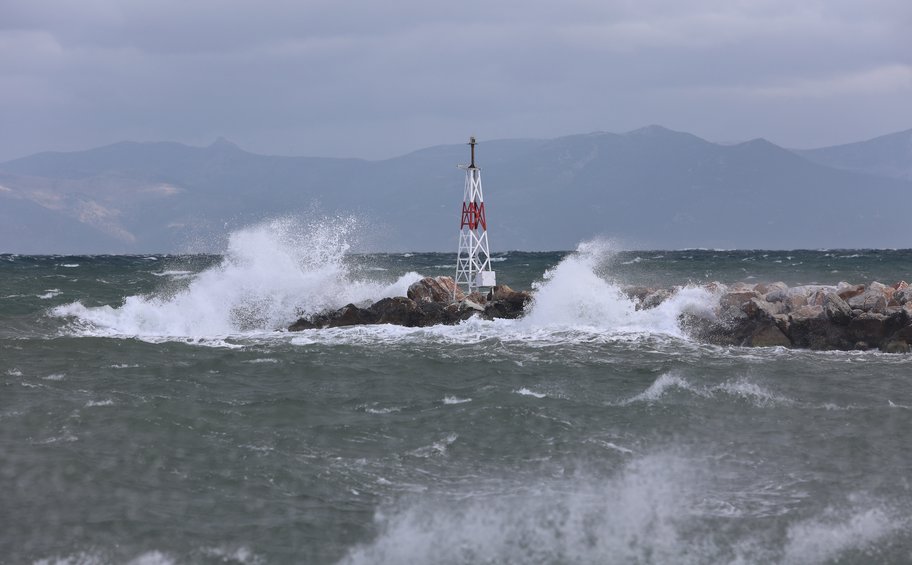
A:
2;126;910;253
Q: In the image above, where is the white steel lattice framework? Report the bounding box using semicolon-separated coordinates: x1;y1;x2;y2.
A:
455;137;496;295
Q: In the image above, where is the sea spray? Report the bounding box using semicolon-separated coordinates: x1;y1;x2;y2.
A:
51;217;421;338
49;231;719;343
520;239;718;338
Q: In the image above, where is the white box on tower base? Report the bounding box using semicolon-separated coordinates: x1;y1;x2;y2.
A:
476;271;496;288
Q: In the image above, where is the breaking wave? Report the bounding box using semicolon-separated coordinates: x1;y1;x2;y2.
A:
520;239;716;337
50;222;718;344
621;372;794;407
51;217;421;338
338;452;908;565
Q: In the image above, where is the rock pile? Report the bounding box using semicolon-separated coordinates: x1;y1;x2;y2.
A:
288;274;912;353
656;280;912;352
288;276;532;330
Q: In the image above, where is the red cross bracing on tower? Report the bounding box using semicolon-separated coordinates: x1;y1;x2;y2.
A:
460;201;486;231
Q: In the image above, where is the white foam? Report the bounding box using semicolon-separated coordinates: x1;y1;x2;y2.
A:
338;453;697;564
151;270;195;279
49;232;720;347
51;217;423;339
442;396;472;405
711;377;792;407
519;240;717;338
85;399;114;407
409;433;458;458
365;407;402;415
200;546;263;564
514;387;546;398
622;374;791;408
780;505;903;564
38;289;62;299
623;373;703;404
338;453;907;565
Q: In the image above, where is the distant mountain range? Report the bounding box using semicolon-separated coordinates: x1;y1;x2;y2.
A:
1;126;910;253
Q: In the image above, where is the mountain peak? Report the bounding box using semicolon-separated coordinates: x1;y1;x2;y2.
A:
626;124;673;136
209;137;240;150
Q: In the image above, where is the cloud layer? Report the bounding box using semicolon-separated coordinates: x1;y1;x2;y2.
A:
1;0;910;160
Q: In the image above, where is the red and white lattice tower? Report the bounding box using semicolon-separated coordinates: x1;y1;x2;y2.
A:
455;136;496;295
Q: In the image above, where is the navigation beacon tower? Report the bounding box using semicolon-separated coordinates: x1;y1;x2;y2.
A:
455;136;496;295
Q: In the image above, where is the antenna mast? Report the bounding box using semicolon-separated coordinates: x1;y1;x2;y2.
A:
455;136;496;296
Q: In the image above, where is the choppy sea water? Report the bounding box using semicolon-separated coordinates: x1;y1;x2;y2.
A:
2;220;912;564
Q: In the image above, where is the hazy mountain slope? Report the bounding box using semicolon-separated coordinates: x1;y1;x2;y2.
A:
0;189;125;254
1;128;910;253
794;129;912;181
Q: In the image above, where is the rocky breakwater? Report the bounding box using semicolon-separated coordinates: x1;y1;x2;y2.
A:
288;276;532;330
656;280;912;352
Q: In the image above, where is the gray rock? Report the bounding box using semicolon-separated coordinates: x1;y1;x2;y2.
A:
370;297;427;327
749;324;791;347
847;312;889;344
894;287;912;305
847;290;887;313
791;305;825;320
326;304;379;327
836;282;865;300
823;292;853;325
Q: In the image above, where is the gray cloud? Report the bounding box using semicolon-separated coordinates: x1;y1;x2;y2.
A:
1;0;910;161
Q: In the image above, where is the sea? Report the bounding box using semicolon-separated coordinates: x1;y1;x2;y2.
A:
2;219;911;564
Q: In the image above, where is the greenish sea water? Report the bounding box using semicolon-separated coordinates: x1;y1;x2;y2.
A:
2;222;912;564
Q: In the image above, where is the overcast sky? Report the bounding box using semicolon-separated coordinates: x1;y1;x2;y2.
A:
1;0;910;162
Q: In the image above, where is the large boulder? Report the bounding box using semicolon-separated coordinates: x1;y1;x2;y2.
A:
484;284;533;320
836;282;866;301
370;297;428;327
749;324;791;347
894;287;912;306
407;276;464;304
743;297;785;318
326;304;379;327
823;292;853;325
847;289;888;313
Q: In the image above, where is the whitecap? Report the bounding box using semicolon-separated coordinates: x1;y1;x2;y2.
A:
150;270;195;277
621;373;702;404
409;433;458;458
85;399;114;407
359;403;403;415
514;387;546;398
711;377;792;407
442;396;471;405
